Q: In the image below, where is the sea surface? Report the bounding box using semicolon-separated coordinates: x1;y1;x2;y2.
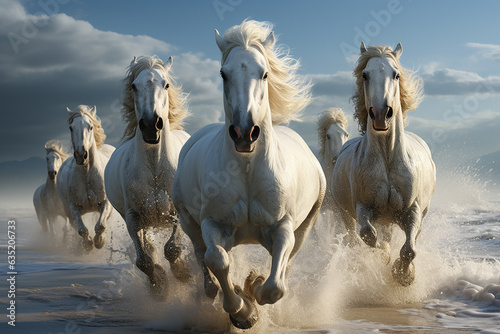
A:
1;175;499;333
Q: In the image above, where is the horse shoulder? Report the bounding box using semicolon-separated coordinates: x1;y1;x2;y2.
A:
178;123;223;165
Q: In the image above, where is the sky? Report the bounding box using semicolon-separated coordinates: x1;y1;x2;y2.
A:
1;0;500;164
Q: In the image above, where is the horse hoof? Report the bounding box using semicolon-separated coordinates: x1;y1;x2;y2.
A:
83;238;93;251
170;260;191;283
94;235;104;249
392;258;415;287
228;295;259;329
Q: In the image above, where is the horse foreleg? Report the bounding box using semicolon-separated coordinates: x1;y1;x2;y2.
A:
356;203;377;248
253;218;294;306
392;203;422;286
126;211;168;298
70;204;93;251
94;200;113;249
164;223;191;282
201;218;258;329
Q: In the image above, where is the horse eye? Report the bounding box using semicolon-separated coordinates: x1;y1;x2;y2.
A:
362;72;368;80
164;83;170;90
326;134;331;140
131;83;137;92
89;126;93;131
69;127;72;132
395;72;400;80
263;72;268;80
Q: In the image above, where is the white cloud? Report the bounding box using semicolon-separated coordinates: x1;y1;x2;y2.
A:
466;43;500;62
421;66;500;96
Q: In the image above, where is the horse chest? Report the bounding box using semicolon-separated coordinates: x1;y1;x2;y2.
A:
126;167;175;221
206;172;283;228
360;160;414;213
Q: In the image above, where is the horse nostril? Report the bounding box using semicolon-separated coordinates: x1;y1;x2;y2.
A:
54;171;57;176
139;119;146;132
250;126;260;142
156;117;163;130
83;151;88;160
369;107;375;120
386;107;393;119
228;125;239;141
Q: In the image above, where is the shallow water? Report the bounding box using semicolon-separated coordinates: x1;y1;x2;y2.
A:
1;181;500;333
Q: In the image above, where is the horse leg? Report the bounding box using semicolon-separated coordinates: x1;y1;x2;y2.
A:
126;210;168;298
164;223;191;282
392;203;422;286
252;218;295;307
70;204;93;251
177;206;218;299
94;200;113;249
356;203;377;248
201;218;258;329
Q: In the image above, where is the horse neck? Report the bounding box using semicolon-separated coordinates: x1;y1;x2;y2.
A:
366;106;407;164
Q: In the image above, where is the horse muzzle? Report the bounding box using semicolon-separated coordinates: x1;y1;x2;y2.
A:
229;124;260;153
74;151;88;165
369;106;393;131
139;116;163;144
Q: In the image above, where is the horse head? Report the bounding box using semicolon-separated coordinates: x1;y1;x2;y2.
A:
46;150;63;179
67;106;96;166
360;42;403;132
326;122;349;160
216;30;276;153
132;57;173;144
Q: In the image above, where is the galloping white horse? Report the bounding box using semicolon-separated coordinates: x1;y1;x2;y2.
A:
57;105;115;251
331;42;436;286
317;108;349;210
33;140;70;234
105;56;191;297
173;20;326;329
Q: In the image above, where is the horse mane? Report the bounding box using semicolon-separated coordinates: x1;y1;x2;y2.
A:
219;20;312;125
317;108;348;159
352;44;423;134
44;139;70;161
122;55;188;141
67;105;106;148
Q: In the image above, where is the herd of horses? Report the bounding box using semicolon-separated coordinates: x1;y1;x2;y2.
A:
32;20;436;329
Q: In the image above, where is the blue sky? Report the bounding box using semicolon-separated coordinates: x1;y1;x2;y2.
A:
1;0;500;163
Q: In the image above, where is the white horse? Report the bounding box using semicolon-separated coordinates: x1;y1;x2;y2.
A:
173;20;326;329
331;42;436;286
317;108;349;210
57;105;115;251
105;56;191;297
33;140;70;234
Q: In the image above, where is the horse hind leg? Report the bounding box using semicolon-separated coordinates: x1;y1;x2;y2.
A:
392;204;422;286
164;223;191;283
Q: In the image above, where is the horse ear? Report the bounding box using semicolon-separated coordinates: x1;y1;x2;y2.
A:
263;31;275;49
215;29;228;52
393;43;403;58
66;107;72;113
165;56;173;70
360;41;368;54
91;105;97;115
131;56;137;64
